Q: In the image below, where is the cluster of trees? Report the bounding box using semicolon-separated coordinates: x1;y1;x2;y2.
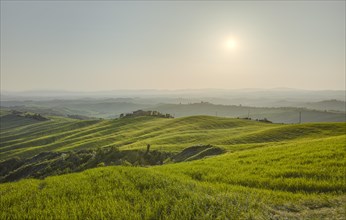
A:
11;110;49;121
67;114;96;120
24;113;49;121
119;110;173;118
256;118;272;123
10;110;23;115
237;117;272;123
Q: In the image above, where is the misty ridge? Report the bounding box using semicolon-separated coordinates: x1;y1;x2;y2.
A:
2;88;345;101
1;88;345;124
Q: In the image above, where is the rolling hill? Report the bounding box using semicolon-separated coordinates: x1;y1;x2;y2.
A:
1;110;345;160
0;133;345;219
0;110;345;219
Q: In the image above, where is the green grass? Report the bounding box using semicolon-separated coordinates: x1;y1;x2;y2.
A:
0;114;42;130
0;134;345;219
0;114;345;219
1;115;345;160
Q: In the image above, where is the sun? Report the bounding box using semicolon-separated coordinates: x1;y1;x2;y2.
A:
225;38;238;50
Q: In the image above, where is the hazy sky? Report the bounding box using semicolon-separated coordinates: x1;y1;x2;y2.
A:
1;1;345;91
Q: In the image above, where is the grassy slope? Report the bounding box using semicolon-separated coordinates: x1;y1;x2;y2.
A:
0;114;42;130
1;114;345;160
0;135;345;219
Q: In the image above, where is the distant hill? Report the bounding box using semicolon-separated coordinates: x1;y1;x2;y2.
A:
1;99;345;123
147;103;346;123
300;99;345;112
0;100;152;118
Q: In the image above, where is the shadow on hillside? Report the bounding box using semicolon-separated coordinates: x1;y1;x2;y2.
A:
0;145;224;183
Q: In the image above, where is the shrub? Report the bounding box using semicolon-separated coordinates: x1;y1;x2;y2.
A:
97;162;105;167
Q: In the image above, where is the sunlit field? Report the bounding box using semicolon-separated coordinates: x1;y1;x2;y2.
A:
1;111;345;219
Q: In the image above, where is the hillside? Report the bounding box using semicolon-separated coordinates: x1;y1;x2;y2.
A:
301;99;346;112
0;144;225;183
1;111;345;160
1;111;345;219
1;134;345;219
0;100;151;118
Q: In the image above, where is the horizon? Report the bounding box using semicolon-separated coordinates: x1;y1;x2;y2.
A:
2;87;346;93
2;87;345;103
1;1;345;91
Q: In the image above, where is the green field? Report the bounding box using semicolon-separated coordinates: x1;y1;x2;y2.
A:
0;111;345;219
1;112;345;160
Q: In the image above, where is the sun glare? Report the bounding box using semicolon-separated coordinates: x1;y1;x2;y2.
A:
225;38;238;50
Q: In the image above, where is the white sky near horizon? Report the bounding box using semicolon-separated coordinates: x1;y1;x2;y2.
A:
0;1;345;91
